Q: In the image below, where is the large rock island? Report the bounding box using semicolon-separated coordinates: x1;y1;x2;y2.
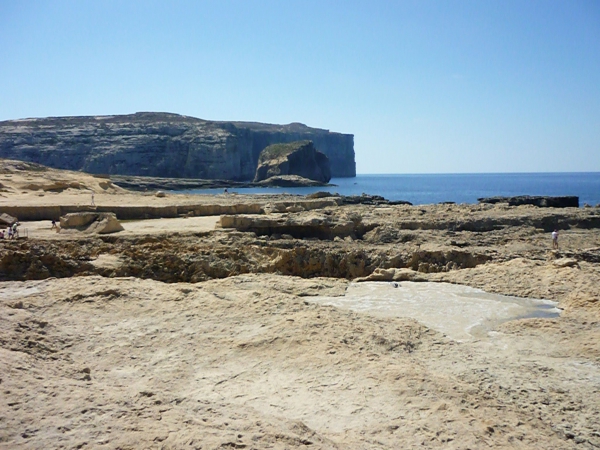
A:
254;140;332;184
0;112;355;180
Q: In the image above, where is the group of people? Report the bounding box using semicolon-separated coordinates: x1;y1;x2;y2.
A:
0;222;20;239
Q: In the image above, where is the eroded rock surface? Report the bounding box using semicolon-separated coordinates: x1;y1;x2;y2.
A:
60;212;124;234
1;165;600;449
479;195;579;208
1;274;599;449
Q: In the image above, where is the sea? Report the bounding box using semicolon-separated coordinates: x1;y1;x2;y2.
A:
177;172;600;206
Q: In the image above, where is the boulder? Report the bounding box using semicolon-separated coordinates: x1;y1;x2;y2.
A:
0;212;18;226
60;212;124;234
254;141;331;183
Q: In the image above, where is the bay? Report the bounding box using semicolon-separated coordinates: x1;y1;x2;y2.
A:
177;172;600;206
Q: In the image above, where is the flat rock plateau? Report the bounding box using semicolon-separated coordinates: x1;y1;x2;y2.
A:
1;160;600;449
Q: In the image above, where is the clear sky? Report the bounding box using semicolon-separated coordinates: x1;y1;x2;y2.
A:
1;0;599;174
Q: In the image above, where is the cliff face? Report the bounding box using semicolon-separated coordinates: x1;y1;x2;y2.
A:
0;113;355;180
254;141;331;183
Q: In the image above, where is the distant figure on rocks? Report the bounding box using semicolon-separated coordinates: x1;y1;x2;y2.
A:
91;191;95;207
0;230;4;239
224;188;228;194
51;219;57;230
552;229;559;249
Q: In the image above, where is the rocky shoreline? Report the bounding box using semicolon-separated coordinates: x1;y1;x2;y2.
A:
1;161;599;449
109;174;334;191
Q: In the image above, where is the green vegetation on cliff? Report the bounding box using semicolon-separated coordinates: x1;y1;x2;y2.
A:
258;141;312;163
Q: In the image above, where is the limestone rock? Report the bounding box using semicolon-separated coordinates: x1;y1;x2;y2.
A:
60;212;124;234
0;212;18;226
0;113;355;179
256;174;328;187
478;195;579;208
306;191;340;199
341;194;412;206
22;181;83;192
220;211;358;240
552;258;580;268
253;141;331;183
355;268;426;282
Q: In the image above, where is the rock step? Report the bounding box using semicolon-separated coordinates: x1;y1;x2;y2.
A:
478;195;579;208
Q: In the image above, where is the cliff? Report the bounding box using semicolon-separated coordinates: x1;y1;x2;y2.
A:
0;112;355;180
254;140;331;183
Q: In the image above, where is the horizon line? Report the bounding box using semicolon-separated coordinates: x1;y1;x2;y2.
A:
352;171;600;176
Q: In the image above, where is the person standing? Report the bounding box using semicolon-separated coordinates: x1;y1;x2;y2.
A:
91;191;95;207
552;229;559;249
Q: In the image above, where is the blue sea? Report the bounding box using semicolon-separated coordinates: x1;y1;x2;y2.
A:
178;173;600;206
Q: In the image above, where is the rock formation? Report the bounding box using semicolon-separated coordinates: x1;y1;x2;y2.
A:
0;212;18;226
2;162;600;449
219;210;364;240
253;141;332;183
478;195;579;208
256;175;329;187
0;112;355;179
60;212;124;234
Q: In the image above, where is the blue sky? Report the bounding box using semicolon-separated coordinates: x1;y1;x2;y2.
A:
1;0;599;174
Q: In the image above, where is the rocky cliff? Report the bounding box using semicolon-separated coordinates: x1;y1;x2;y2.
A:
254;141;331;183
0;112;355;180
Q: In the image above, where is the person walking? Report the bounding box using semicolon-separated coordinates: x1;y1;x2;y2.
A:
552;229;559;249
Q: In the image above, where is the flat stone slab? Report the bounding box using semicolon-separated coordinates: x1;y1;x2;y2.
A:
478;195;579;208
310;281;560;341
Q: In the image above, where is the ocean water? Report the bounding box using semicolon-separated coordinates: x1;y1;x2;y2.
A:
178;172;600;206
